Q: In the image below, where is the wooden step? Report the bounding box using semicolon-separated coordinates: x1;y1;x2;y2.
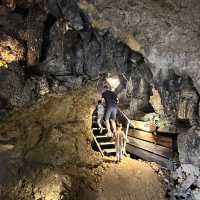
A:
0;137;16;144
94;133;108;138
95;134;112;142
92;128;107;134
128;129;173;148
92;127;106;130
130;120;178;135
103;148;116;154
126;144;170;167
127;136;173;158
130;120;156;132
99;141;115;146
96;135;112;139
157;127;177;134
0;144;14;153
95;135;113;142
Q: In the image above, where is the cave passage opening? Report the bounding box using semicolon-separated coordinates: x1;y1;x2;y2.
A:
88;47;199;168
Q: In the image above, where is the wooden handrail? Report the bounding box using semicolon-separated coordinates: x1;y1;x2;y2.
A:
117;108;131;123
123;121;130;154
92;133;104;157
117;108;132;155
117;108;136;128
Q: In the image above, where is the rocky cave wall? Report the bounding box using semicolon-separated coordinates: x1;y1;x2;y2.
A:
0;84;104;199
0;0;200;199
0;0;199;124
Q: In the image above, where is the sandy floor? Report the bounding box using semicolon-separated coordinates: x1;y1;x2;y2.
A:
96;158;167;200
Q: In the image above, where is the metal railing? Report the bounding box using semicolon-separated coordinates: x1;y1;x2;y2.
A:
117;108;132;155
91;108;133;157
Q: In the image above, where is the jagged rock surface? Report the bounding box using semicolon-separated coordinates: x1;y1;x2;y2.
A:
80;0;200;90
0;1;200;198
0;0;199;125
79;0;200;123
167;164;200;200
0;85;102;199
178;127;200;167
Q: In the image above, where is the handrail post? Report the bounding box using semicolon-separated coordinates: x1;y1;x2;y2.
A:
123;121;130;155
117;108;132;156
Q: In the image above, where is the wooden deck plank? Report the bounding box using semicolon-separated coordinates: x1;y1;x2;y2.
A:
157;127;177;134
130;120;156;132
99;142;115;146
104;148;116;154
130;120;178;136
127;136;173;158
128;129;173;148
126;144;170;167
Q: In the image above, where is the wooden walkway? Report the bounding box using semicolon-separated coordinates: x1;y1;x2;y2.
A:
92;110;178;167
126;120;178;167
92;115;116;157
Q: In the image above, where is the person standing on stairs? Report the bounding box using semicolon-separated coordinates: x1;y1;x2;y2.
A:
116;123;127;162
102;85;119;138
97;100;105;133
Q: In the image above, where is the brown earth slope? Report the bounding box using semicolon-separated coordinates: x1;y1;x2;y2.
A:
0;83;166;200
96;158;167;200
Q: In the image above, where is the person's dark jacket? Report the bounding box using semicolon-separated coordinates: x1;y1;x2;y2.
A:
102;90;118;108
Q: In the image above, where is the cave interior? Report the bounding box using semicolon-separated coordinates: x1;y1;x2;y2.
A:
0;0;200;200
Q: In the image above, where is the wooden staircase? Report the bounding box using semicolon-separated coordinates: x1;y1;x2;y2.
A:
92;110;178;167
92;108;132;157
92;115;116;157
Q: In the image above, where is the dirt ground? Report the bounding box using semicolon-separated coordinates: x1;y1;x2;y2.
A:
96;157;167;200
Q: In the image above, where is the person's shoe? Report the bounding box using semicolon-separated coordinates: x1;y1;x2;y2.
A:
116;155;120;163
100;128;103;133
106;131;113;137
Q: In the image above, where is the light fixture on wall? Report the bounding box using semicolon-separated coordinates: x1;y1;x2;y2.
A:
106;75;120;91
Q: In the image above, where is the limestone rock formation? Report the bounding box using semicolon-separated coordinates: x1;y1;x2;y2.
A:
168;164;200;199
0;0;199;126
0;84;102;199
0;0;200;198
79;0;200;91
0;64;31;108
79;0;200;123
178;126;200;167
